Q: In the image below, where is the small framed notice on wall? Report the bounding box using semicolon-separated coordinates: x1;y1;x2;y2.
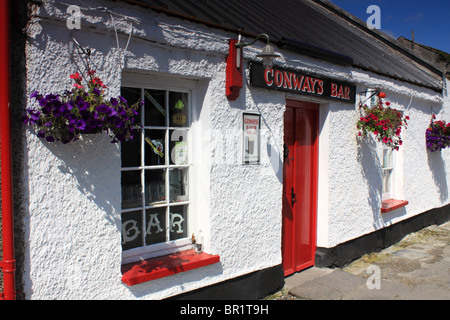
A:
242;113;261;164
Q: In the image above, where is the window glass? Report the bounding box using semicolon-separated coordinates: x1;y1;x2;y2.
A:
144;89;166;127
121;170;142;209
145;169;166;205
121;210;143;251
145;129;166;166
120;87;190;253
145;207;167;245
382;146;394;199
170;205;188;241
169;129;188;165
121;87;142;168
169;92;189;127
169;168;189;203
383;148;393;168
121;134;141;168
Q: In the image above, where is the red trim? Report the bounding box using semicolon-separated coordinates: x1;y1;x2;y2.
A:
0;0;16;301
121;250;220;286
381;199;408;213
226;39;243;100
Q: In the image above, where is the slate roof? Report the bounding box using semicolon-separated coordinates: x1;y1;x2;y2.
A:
121;0;443;92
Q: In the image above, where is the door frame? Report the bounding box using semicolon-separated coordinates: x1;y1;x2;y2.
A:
282;99;320;276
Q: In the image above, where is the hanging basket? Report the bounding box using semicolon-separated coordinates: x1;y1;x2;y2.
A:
426;115;450;152
357;92;409;151
23;69;142;144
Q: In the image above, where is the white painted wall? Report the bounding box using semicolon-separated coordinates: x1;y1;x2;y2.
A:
22;0;449;299
319;78;448;248
23;0;284;299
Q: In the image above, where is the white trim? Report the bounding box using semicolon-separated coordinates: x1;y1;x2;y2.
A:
120;73;199;264
122;238;193;264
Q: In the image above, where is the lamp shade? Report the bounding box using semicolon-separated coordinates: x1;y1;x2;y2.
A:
257;44;279;69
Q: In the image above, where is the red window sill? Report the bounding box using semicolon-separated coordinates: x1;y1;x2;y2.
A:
121;249;220;286
381;199;408;213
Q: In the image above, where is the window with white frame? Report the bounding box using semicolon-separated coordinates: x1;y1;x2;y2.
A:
382;145;394;200
120;85;191;262
361;88;403;202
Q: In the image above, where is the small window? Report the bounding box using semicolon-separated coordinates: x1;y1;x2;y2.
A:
382;145;393;201
120;87;191;261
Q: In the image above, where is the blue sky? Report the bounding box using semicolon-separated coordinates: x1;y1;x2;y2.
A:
329;0;450;53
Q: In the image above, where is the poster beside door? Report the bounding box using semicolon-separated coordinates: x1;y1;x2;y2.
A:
243;113;260;164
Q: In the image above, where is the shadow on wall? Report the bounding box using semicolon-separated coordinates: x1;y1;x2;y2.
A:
427;150;449;203
43;133;122;231
356;137;384;228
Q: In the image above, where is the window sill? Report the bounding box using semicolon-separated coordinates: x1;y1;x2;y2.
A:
121;249;220;286
381;199;408;213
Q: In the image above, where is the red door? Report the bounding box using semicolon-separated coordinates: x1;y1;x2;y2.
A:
282;100;319;277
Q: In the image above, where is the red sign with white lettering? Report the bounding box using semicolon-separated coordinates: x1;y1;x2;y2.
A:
249;63;356;103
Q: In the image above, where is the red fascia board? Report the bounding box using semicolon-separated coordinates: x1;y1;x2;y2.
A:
121;250;220;286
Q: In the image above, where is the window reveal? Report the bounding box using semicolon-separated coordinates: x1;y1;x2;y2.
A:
120;87;190;252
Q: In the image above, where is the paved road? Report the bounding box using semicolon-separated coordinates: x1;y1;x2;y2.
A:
268;221;450;300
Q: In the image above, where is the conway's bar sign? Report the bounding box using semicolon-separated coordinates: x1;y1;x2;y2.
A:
249;63;356;104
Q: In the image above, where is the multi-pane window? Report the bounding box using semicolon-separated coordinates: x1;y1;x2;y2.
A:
120;87;190;255
382;146;393;200
361;88;399;202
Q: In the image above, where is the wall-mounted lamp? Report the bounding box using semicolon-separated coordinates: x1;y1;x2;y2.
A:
236;34;279;69
226;34;279;101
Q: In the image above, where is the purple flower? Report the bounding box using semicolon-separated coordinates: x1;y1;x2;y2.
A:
45;94;59;101
78;101;90;112
38;98;47;106
24;69;141;143
65;113;77;125
115;118;125;128
75;119;86;130
108;108;117;117
27;109;41;122
61;102;72;113
117;107;126;116
96;104;111;114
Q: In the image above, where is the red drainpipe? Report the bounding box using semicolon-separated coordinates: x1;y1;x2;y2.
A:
0;0;16;300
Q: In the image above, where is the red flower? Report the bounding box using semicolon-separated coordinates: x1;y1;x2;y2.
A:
70;72;82;82
378;92;386;98
385;102;391;106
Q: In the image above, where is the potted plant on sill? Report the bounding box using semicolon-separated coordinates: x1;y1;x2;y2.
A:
426;115;450;152
357;91;409;151
23;68;142;144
